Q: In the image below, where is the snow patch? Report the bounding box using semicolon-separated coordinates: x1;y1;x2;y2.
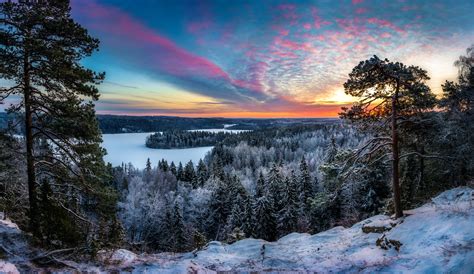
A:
97;249;137;266
0;261;19;274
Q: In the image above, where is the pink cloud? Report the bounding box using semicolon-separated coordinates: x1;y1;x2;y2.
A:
352;0;363;4
303;23;312;30
367;17;405;34
73;1;228;79
311;7;331;29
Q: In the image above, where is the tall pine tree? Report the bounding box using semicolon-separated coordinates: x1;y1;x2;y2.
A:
0;0;119;245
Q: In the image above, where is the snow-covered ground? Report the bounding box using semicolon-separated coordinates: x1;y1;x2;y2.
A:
2;187;473;273
101;133;213;168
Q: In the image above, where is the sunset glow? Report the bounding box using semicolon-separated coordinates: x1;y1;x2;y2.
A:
71;0;474;118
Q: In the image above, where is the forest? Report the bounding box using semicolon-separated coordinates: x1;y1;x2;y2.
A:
0;0;473;271
145;130;232;149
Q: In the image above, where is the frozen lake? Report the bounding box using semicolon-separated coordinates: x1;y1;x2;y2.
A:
102;133;213;168
102;128;248;168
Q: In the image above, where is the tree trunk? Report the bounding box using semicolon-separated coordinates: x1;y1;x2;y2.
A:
23;43;40;236
392;81;403;218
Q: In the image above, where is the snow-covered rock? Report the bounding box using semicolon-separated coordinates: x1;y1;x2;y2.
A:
97;249;137;266
0;260;20;274
182;187;474;272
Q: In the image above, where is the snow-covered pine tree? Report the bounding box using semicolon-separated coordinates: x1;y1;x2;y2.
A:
184;160;196;184
277;174;299;236
173;202;187;252
241;194;254;237
177;162;184;181
224;194;246;241
170;161;177;176
255;171;265;198
298;156;313;210
252;194;277;241
267;163;285;211
196;159;209;187
144;158;152;184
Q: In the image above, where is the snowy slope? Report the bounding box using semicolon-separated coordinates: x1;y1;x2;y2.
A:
1;187;473;273
133;187;474;273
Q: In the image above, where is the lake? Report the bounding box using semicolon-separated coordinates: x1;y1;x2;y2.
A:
102;128;248;168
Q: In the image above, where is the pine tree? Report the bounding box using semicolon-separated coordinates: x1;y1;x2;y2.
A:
173;202;187;252
298;156;313;210
255;171;265;198
184;160;196;183
267;163;285;211
177;162;184;181
144;158;152;184
277;175;299;236
211;157;225;180
241;194;254;237
340;56;436;218
224;194;246;240
253;195;277;241
196;159;209;187
205;177;229;239
159;204;175;251
0;0;119;243
161;159;169;172
170;161;177;176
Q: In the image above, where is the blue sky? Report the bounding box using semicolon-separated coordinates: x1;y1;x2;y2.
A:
4;0;474;117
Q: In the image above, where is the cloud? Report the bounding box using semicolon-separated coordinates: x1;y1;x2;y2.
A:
72;0;270;105
70;0;474;117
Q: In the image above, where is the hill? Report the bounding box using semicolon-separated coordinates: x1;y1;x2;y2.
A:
1;187;473;273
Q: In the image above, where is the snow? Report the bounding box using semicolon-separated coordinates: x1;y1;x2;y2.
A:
138;186;474;272
0;261;19;274
1;187;473;272
97;249;137;266
102;133;213;168
0;214;20;231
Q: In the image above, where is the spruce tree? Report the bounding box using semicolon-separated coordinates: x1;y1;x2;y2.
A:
253;195;277;241
0;0;119;243
255;171;265;198
267;163;285;211
173;202;187;252
177;162;184;181
196;159;209;187
277;174;299;236
224;194;246;239
298;156;312;209
184;160;196;185
144;158;152;184
170;161;177;176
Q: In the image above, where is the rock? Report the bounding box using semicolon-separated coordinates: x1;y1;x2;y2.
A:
0;260;20;274
97;249;137;266
376;234;403;252
362;218;401;234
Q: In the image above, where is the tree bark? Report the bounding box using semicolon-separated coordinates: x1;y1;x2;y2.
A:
392;80;403;218
23;39;40;236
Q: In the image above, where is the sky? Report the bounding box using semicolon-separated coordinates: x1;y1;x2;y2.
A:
13;0;474;118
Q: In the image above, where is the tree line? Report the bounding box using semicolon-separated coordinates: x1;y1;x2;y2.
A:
145;130;233;149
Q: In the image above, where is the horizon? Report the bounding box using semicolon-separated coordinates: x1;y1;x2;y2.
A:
2;0;474;118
